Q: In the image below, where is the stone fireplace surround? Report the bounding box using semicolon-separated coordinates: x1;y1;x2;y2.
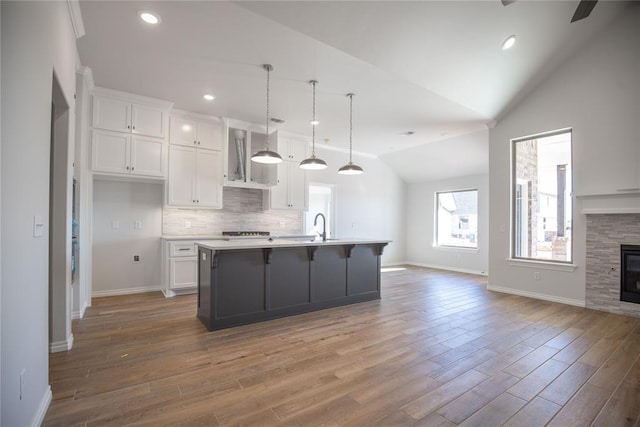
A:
586;213;640;317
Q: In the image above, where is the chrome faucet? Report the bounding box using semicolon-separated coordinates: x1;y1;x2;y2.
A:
314;213;327;242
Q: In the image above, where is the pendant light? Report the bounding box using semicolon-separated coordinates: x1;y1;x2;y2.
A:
338;93;364;175
251;64;283;164
300;80;328;170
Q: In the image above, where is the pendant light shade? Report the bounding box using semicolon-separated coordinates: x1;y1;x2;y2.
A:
300;80;328;170
251;64;283;164
338;93;363;175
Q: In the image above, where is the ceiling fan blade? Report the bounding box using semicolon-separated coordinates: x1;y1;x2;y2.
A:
501;0;517;5
571;0;598;22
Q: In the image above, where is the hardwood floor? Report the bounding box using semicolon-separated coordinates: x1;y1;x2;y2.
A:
44;266;640;426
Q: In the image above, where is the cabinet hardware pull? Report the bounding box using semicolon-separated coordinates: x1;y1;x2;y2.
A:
126;166;130;170
131;167;135;171
194;140;197;144
132;126;136;130
127;125;130;129
178;248;190;251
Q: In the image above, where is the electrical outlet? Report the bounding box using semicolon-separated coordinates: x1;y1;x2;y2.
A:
534;271;541;280
133;255;141;263
134;220;142;230
111;220;119;230
185;221;191;229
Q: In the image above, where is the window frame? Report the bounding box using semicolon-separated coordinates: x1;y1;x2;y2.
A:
434;188;479;250
510;128;574;264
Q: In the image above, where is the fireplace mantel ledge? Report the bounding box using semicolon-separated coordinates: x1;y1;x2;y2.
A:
574;190;640;215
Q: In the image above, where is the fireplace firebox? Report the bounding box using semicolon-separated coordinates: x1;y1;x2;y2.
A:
621;245;640;304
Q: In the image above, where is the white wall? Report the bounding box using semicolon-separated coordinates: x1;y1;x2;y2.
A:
307;147;407;265
92;180;163;295
488;8;640;305
1;1;79;425
406;173;489;275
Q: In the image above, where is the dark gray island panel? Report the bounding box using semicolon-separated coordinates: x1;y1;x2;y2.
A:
197;241;388;331
216;249;266;318
270;247;310;309
313;246;348;302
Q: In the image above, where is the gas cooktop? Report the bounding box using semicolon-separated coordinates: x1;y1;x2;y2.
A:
222;231;270;237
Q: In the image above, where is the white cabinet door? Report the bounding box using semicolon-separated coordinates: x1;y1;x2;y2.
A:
132;104;165;138
270;163;289;209
196;149;223;208
131;136;165;177
92;130;130;174
167;146;196;206
289;162;308;210
93;96;131;133
281;137;308;162
267;162;308;210
169;116;198;147
197;121;223;151
169;257;198;289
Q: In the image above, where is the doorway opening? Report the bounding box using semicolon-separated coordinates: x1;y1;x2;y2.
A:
306;184;336;239
49;73;73;352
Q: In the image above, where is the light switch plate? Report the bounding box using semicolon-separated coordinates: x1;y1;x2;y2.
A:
33;215;44;238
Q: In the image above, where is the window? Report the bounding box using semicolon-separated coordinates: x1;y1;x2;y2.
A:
512;129;572;263
436;189;478;248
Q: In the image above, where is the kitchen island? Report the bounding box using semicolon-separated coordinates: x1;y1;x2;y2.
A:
196;239;390;331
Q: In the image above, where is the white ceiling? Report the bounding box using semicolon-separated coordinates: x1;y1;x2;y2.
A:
77;0;630;182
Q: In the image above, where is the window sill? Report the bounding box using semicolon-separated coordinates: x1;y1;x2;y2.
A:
507;258;577;272
434;245;479;253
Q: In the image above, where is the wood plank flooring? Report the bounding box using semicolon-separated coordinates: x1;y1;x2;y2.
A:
44;266;640;426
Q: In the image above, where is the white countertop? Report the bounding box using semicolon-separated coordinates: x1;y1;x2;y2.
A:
196;238;391;251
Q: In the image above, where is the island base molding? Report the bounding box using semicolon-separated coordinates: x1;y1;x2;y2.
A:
197;243;387;331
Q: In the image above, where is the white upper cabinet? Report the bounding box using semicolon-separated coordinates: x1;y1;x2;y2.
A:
93;93;166;138
92;130;165;178
167;145;223;209
169;112;224;151
90;87;172;180
265;161;309;211
278;135;308;163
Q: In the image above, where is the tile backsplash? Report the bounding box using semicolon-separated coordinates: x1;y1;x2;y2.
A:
163;187;304;236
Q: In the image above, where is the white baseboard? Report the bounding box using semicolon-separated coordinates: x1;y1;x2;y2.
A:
31;385;52;427
405;261;487;276
487;284;585;308
92;286;161;298
71;300;89;320
50;333;74;353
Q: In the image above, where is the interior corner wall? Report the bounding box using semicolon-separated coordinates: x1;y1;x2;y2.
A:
1;2;79;426
406;174;489;275
310;147;407;265
92;180;163;295
488;8;640;305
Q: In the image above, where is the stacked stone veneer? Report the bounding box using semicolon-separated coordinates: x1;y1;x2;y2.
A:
586;214;640;317
163;187;303;236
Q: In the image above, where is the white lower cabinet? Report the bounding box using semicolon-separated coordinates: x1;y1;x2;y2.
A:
162;240;203;297
162;239;224;297
169;257;198;290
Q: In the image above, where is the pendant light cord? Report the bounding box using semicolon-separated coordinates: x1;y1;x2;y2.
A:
311;81;317;156
265;65;270;149
348;93;354;163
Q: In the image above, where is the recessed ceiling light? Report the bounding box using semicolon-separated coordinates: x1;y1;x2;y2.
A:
502;35;516;50
203;94;215;101
139;11;161;25
401;131;416;136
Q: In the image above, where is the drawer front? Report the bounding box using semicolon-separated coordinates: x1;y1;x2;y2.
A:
169;241;197;257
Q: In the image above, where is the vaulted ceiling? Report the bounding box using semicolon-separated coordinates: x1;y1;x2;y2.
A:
77;1;630;182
